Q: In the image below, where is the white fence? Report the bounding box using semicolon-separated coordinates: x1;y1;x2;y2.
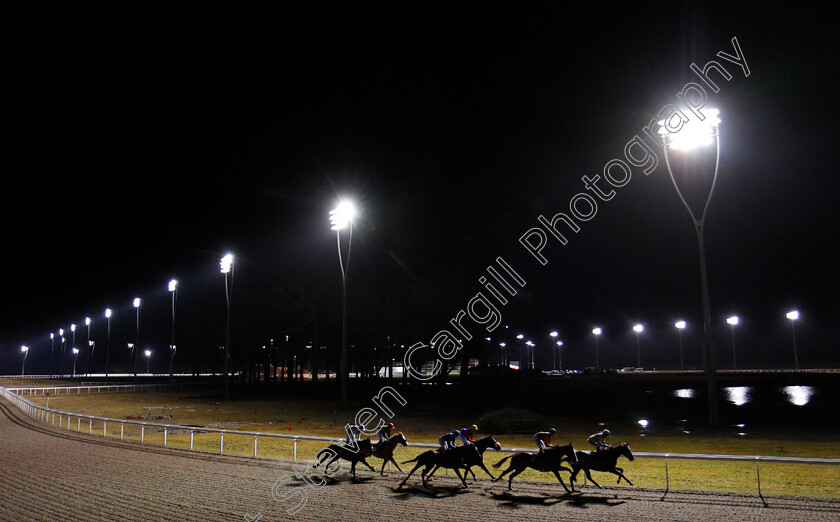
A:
1;385;837;504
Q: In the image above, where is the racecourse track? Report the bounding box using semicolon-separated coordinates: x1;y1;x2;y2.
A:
1;396;838;521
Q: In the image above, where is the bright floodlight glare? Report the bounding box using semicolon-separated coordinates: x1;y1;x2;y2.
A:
526;341;535;346
105;308;112;318
727;316;739;325
633;324;644;333
658;108;721;150
169;279;178;292
516;334;524;339
145;350;151;357
85;317;91;326
50;333;54;339
675;320;686;329
549;331;558;337
592;328;602;335
220;254;233;274
499;342;506;347
72;348;79;354
786;310;799;321
59;328;64;336
638;419;649;428
329;201;355;230
556;341;563;346
71;323;76;332
21;346;28;353
133;298;141;308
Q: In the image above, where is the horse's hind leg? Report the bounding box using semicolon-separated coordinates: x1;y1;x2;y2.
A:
475;462;496;481
453;467;468;487
494;465;512;482
360;458;377;473
506;468;524;490
401;462;423;485
584;469;602;489
612;470;633;485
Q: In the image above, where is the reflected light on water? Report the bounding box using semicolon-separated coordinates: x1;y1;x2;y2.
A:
783;385;814;406
724;386;752;406
673;388;695;399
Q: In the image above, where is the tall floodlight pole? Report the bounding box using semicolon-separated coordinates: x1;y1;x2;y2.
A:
70;323;76;374
549;331;558;369
59;329;65;376
49;333;55;377
21;346;29;376
726;316;739;369
221;254;234;399
330;201;355;411
72;347;80;376
556;341;563;371
133;298;141;383
145;349;152;373
633;324;644;368
168;279;178;384
592;328;602;368
84;317;92;377
674;321;687;370
525;341;535;369
786;310;800;369
104;308;112;383
658;107;722;428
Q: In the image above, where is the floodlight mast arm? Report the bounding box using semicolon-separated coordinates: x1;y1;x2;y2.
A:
662;127;721;429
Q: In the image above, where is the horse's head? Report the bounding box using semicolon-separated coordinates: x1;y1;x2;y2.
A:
395;432;408;446
620;442;634;461
485;434;502;451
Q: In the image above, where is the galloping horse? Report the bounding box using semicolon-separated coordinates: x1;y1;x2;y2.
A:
493;443;577;492
400;435;501;487
316;438;376;480
570;442;634;488
370;432;408;475
426;435;502;482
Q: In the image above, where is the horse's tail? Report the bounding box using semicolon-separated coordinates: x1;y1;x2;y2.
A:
401;455;420;465
493;455;512;469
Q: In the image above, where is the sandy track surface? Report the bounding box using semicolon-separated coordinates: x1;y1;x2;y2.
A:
2;397;838;521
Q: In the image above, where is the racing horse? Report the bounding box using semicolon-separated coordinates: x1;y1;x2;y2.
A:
400;435;501;487
492;443;577;492
315;438;376;480
425;435;502;482
569;442;634;488
369;432;408;475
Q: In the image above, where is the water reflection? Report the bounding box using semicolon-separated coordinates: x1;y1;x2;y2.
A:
783;385;814;406
724;386;753;406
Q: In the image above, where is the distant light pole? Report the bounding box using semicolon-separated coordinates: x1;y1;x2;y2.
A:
49;333;55;377
499;342;507;367
221;254;234;399
145;349;152;374
330;201;355;410
549;331;559;369
658;107;722;428
525;341;535;369
633;324;643;368
674;321;686;370
21;346;29;376
70;323;76;373
133;298;141;383
556;341;564;371
168;279;178;384
104;308;112;383
59;329;65;376
786;310;800;369
84;317;92;377
72;347;80;376
592;328;602;368
726;316;739;370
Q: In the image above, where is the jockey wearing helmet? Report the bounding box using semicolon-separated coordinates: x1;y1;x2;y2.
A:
534;428;557;453
587;428;612;451
438;430;459;452
376;422;395;443
346;423;366;444
458;425;478;446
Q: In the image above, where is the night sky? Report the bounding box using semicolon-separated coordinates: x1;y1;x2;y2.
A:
3;4;838;374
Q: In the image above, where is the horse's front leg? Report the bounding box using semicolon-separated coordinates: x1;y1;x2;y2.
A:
611;469;633;485
389;457;403;473
401;461;423;485
360;458;377;473
453;467;468;487
552;470;572;493
475;462;496;481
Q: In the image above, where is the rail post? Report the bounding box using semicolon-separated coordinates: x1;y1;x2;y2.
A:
220;433;224;454
121;423;124;440
294;437;298;462
756;457;767;507
254;435;258;458
164;427;168;446
190;430;194;450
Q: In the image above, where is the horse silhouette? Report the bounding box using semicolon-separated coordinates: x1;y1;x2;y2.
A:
493;443;577;492
570;442;634;488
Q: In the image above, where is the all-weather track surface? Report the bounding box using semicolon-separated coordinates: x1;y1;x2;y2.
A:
1;398;838;522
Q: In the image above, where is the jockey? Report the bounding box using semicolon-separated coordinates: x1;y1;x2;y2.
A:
377;422;395;443
533;428;556;453
458;425;478;446
587;428;611;451
438;430;459;452
346;423;366;443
